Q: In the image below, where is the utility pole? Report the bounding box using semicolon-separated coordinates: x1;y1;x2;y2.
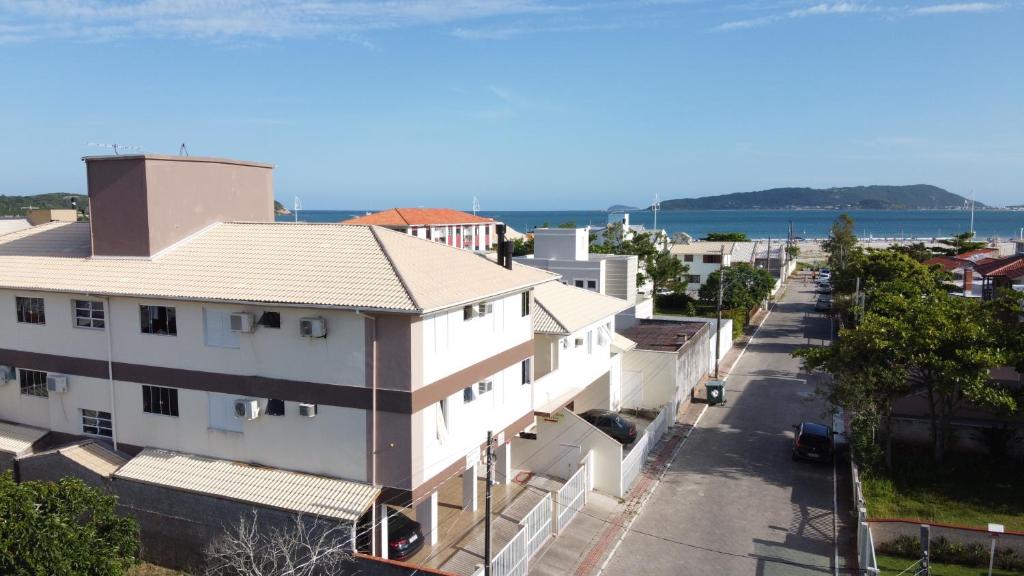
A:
715;245;725;379
484;431;494;576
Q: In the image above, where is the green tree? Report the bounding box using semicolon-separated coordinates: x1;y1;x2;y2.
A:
698;263;775;313
839;249;952;299
785;244;800;259
647;250;688;295
889;241;936;263
557;221;577;229
0;473;139;575
936;231;988;256
821;213;859;273
511;236;534;257
702;232;749;242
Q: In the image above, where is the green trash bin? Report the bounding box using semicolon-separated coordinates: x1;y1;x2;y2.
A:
706;380;726;406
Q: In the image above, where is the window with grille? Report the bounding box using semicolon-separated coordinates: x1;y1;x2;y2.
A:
82;409;113;437
521;358;532;385
19;369;47;397
142;385;179;416
687;275;702;284
477;380;493;395
140;305;177;335
16;297;45;324
521;292;530;317
73;300;105;329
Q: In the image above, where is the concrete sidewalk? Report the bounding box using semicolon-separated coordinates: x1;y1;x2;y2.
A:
527;311;760;576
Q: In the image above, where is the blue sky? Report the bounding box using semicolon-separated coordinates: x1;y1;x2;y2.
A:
0;1;1021;209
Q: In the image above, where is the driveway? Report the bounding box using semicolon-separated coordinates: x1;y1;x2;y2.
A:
602;279;837;576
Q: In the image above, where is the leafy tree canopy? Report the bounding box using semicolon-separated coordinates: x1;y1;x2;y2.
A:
821;213;860;274
697;263;775;312
702;232;749;242
0;473;139;576
935;231;988;256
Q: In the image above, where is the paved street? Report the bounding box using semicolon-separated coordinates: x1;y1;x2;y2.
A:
602;278;837;576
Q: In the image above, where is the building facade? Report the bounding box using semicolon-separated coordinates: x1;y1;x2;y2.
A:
341;208;499;251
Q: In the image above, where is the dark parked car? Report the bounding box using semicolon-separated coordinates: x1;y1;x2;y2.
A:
815;281;832;294
815;295;832;311
580;409;637;445
792;422;834;462
356;509;424;561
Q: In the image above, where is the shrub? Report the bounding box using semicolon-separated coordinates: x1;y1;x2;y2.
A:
878;535;1024;571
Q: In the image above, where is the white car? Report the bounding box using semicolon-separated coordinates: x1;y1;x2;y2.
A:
818;268;831;281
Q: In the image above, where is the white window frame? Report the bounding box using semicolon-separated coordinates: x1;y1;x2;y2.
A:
72;299;105;330
477;379;493;395
19;368;47;398
82;409;113;438
436;399;450;444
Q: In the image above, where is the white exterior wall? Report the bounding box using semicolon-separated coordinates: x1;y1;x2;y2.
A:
651;315;733;374
532;319;614;411
533;228;589;261
420;291;532;387
417;361;531;485
511;409;622;493
620;350;675;410
680;253;732;288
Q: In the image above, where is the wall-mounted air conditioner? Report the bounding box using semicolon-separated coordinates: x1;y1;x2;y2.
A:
299;317;327;338
234;399;260;420
230;312;255;333
298;403;317;418
0;365;12;385
46;374;68;394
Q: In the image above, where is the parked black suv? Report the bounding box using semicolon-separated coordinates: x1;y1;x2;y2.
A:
791;422;834;462
579;409;638;445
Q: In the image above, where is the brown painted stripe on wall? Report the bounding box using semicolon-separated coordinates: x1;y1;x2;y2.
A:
0;349;108;379
410;338;534;412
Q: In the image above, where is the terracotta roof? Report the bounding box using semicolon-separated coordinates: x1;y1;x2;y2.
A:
0;221;555;314
975;255;1024;279
617;320;706;352
115;448;379;521
957;248;999;261
341;208;495;226
924;256;965;271
0;420;48;456
531;281;631;335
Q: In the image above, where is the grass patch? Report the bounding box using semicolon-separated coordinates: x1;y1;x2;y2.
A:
877;554;1024;576
860;447;1024;531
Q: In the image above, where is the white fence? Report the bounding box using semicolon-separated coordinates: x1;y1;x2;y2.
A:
620;402;673;495
555;462;588;534
522;492;553;559
491;526;529;576
851;460;879;574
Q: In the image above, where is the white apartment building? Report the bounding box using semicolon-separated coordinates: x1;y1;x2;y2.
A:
0;154;556;561
514;228;652;328
341;207;499;251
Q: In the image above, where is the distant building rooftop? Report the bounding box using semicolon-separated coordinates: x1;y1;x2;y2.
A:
616;320;706;352
531;280;631;335
341;208;495;227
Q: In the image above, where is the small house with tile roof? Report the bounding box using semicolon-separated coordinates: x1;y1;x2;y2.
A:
341;207;499;251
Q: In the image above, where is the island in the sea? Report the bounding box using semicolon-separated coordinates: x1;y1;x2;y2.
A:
654;185;981;211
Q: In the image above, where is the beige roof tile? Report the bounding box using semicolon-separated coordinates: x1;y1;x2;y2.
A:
0;222;555;314
531;281;631;335
114;448;379;521
59;441;127;478
0;420;48;456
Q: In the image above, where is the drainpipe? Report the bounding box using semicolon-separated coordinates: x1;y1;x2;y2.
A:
355;311;378;486
102;295;118;451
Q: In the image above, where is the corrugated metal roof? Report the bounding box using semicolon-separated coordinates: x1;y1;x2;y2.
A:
670;242;735;256
531;281;631;335
0;219;31;237
0;221;555;314
59;441;126;478
114;448;379;522
0;420;48;456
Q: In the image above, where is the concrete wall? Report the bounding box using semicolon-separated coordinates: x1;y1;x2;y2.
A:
591;254;638;303
114;477;355;572
533;228;589;261
512;409;622;496
871;520;1024;557
516;257;606;294
16;448;111;489
620;351;675;410
531;319;614;412
86;155;274;257
674;323;710;406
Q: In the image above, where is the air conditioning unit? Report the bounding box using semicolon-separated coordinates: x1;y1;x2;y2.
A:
46;374;68;394
298;403;317;418
0;365;12;385
230;312;255;333
233;399;260;420
299;317;327;338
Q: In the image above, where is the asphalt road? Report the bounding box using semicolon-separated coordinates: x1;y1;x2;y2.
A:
602;279;837;576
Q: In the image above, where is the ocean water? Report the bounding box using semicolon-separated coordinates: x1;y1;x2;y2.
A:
277;209;1024;241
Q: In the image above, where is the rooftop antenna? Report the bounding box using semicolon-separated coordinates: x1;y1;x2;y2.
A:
87;142;143;155
472;196;481;216
293;196;302;223
179;142;189;157
652;193;661;233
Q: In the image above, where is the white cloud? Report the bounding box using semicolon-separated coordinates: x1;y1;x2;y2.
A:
910;2;1002;14
0;0;576;43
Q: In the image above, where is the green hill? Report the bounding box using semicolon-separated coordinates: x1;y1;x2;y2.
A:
0;193;87;217
658;185;977;210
